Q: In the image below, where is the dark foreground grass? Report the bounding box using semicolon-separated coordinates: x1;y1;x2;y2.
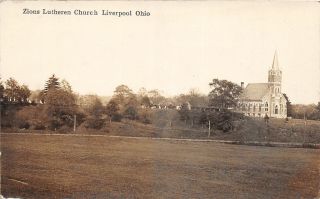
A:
1;133;319;199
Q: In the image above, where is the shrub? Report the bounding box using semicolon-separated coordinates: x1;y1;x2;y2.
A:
14;105;48;130
18;121;30;129
198;111;208;126
178;103;190;121
33;122;46;130
123;106;138;120
111;113;122;122
48;117;63;130
138;109;152;124
58;125;72;133
84;117;105;129
208;110;233;132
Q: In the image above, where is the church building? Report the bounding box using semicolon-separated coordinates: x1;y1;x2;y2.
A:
237;52;288;118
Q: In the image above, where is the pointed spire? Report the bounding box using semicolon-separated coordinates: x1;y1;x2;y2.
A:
272;50;279;70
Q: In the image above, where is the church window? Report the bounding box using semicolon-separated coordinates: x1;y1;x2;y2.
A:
265;102;268;111
259;104;262;112
275;105;278;114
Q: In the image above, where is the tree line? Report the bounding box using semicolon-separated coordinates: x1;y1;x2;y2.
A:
0;75;209;131
1;75;320;132
178;79;244;132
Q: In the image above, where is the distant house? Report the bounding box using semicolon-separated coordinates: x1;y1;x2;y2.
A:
237;52;288;118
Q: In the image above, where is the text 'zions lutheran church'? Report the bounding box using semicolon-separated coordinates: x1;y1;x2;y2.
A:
237;52;288;118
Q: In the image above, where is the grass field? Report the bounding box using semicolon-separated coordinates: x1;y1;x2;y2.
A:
1;133;319;199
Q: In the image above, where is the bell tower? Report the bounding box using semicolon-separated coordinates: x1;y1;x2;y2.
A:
268;51;282;96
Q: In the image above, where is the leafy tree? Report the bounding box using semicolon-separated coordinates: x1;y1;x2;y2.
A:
29;90;42;104
0;79;5;102
148;89;165;105
17;85;31;103
316;102;320;112
0;80;5;117
283;93;292;117
113;84;134;105
137;87;148;97
138;109;152;124
82;96;105;129
4;78;20;102
44;89;78;129
176;88;208;108
15;105;48;130
208;79;242;108
291;104;320;120
178;102;190;123
106;99;120;122
87;96;104;118
311;102;320;120
137;87;151;108
199;111;208;126
125;94;139;108
124;106;138;120
79;95;104;117
38;90;46;104
208;110;233;132
140;96;151;108
112;85;140;117
61;79;73;93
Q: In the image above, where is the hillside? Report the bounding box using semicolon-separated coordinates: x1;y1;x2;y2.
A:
8;109;317;144
3;108;320;144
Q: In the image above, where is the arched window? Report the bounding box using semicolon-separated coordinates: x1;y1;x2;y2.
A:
259;104;262;112
265;102;268;111
275;105;278;114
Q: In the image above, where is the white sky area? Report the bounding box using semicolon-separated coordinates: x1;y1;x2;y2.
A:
0;1;319;104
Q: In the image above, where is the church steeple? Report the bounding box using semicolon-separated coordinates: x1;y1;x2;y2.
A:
272;50;279;70
268;51;282;96
268;51;282;84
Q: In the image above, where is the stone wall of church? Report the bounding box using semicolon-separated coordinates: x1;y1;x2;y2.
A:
237;98;287;118
237;101;269;118
269;96;287;118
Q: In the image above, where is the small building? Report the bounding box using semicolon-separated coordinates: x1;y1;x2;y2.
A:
237;51;288;118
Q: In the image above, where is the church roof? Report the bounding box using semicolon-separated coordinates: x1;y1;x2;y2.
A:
240;83;269;101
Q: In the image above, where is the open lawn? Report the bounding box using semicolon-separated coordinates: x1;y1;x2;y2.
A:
1;133;320;199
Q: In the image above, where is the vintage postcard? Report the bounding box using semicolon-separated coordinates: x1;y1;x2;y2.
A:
0;1;319;198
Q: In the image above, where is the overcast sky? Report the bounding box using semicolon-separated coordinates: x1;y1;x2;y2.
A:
1;1;319;104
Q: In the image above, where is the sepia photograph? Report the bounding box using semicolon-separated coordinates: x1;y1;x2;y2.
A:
0;1;319;198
